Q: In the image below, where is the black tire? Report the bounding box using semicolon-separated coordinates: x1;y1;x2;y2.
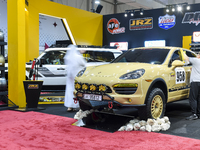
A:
139;88;166;120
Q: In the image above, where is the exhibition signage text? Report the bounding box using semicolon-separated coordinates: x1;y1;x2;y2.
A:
182;11;200;26
129;17;153;30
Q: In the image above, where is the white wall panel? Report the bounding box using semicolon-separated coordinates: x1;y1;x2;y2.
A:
39;15;69;48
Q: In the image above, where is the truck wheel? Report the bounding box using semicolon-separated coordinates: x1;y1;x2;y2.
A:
139;88;166;120
147;88;166;119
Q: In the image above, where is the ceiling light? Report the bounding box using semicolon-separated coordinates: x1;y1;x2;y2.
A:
130;10;134;16
140;8;143;15
186;5;190;10
166;5;170;13
95;0;100;4
177;5;182;11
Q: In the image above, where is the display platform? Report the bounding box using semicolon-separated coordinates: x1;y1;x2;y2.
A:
37;99;200;140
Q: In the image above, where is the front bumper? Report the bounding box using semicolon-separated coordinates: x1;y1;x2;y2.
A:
75;91;146;109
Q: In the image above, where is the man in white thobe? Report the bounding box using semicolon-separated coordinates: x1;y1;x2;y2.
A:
64;45;86;111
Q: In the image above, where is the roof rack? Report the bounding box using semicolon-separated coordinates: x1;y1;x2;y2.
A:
50;44;69;48
77;45;101;48
49;44;118;49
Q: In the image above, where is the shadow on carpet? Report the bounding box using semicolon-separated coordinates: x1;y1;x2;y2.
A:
0;110;200;150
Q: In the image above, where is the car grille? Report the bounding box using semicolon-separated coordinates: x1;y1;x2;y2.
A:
113;87;137;95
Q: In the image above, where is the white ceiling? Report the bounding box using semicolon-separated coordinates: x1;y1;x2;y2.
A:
111;0;200;10
51;0;200;15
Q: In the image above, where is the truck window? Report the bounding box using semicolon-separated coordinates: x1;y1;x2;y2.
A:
183;50;196;66
94;51;115;62
42;51;66;65
82;51;115;62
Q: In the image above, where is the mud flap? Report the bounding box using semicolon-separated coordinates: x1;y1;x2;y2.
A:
76;111;134;132
79;99;93;111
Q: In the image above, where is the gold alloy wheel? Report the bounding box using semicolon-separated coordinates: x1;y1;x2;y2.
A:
151;95;163;119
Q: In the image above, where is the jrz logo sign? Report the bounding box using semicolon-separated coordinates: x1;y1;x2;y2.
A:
175;68;185;84
182;11;200;26
28;84;39;89
130;17;153;30
107;18;125;34
158;14;176;30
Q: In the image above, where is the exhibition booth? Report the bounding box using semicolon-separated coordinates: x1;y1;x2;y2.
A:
1;1;200;149
0;0;200;114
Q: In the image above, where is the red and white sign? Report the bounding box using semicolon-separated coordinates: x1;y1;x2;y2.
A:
193;31;200;42
110;42;128;50
107;18;125;34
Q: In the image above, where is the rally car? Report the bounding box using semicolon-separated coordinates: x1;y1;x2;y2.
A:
74;47;196;120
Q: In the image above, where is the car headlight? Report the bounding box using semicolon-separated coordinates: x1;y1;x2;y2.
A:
76;67;86;77
119;69;145;80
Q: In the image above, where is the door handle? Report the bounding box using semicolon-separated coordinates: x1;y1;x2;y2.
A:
57;68;65;70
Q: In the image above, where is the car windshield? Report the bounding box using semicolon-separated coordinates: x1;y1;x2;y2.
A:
112;48;170;64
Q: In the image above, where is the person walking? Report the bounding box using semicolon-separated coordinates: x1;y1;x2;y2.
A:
64;45;86;112
184;52;200;120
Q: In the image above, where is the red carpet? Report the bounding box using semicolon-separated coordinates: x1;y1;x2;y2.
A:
0;110;200;150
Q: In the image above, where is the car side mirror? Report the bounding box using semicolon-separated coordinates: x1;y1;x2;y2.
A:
172;60;184;68
40;57;45;67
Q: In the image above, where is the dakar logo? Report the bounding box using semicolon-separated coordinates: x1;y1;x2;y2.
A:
182;11;200;26
158;14;176;30
107;18;125;34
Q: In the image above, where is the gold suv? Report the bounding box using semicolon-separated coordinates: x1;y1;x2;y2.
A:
75;47;196;120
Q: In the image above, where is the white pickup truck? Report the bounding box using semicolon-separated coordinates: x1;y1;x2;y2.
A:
17;46;122;92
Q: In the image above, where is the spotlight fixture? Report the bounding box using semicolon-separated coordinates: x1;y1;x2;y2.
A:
172;6;175;12
130;10;134;16
124;8;144;17
186;5;190;10
130;10;135;16
140;8;144;15
95;0;100;4
177;5;182;11
165;2;191;13
166;5;170;13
